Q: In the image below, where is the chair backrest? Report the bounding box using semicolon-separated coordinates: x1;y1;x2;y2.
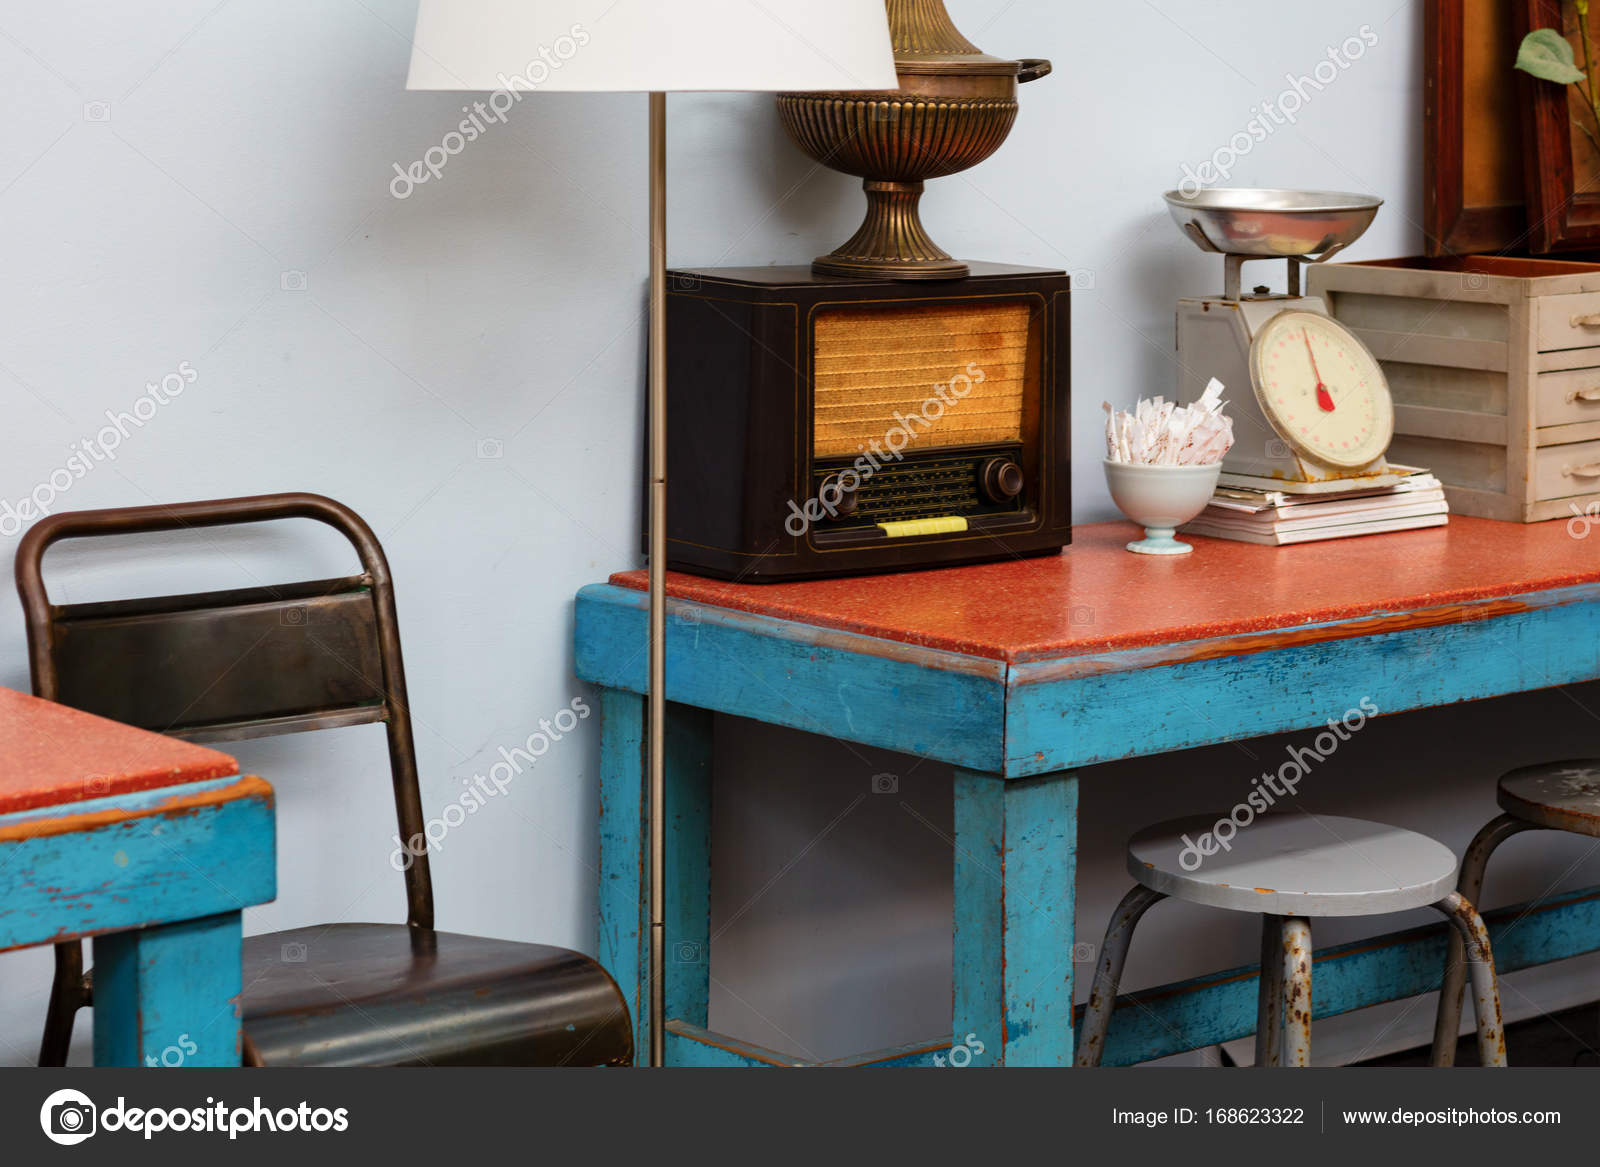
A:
15;493;433;930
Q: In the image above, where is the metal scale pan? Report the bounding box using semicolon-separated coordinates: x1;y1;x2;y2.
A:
1164;188;1383;299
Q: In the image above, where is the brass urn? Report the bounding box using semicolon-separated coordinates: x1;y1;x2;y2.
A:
777;0;1051;280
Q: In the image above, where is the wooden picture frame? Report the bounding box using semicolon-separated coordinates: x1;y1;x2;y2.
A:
1426;0;1529;255
1516;0;1600;251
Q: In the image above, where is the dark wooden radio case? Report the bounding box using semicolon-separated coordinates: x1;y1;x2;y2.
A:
664;264;1071;582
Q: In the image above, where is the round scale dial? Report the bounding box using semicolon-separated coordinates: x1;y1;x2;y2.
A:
1250;310;1394;470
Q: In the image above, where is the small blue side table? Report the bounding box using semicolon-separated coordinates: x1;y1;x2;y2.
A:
575;517;1600;1066
0;687;276;1067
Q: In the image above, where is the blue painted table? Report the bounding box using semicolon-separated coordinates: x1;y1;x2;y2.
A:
575;517;1600;1066
0;687;276;1067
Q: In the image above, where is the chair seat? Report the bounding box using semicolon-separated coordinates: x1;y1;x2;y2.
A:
1127;813;1458;917
1498;760;1600;837
240;924;632;1067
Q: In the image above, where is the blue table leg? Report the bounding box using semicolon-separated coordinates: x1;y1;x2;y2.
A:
597;688;713;1064
953;769;1079;1067
93;912;246;1067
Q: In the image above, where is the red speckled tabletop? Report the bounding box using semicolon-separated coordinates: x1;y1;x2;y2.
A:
0;688;237;816
613;517;1600;664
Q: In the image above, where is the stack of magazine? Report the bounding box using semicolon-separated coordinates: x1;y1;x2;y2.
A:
1179;468;1450;546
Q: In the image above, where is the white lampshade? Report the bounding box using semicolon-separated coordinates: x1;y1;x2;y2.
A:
406;0;899;93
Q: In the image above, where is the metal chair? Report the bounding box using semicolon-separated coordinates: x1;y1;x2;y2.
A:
1432;760;1600;1065
1076;813;1507;1067
19;493;633;1067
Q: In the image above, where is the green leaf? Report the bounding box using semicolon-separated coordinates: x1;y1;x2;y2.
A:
1518;28;1587;84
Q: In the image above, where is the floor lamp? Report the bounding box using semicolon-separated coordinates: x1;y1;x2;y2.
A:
406;0;897;1066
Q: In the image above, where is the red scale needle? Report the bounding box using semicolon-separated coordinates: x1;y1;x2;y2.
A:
1304;331;1336;413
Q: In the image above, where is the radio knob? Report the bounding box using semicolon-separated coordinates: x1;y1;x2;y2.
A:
819;473;860;519
980;458;1025;503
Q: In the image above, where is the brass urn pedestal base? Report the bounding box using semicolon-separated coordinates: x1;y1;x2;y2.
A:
814;180;969;280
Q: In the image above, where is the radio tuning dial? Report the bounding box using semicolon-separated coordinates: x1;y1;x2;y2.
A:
980;458;1025;503
820;473;860;519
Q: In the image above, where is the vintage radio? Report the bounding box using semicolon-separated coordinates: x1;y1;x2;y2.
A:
664;264;1071;581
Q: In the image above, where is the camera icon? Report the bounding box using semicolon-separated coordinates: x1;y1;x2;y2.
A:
52;1100;94;1135
1267;439;1293;460
83;774;112;797
1072;941;1098;963
674;941;704;964
41;1089;97;1145
871;772;899;795
670;274;702;293
1461;271;1490;291
82;101;111;123
477;437;505;460
1069;605;1096;627
870;101;902;123
280;270;308;292
1069;267;1097;292
281;605;307;627
281;941;308;963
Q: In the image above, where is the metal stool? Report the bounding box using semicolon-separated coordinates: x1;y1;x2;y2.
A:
1077;813;1507;1067
1432;759;1600;1065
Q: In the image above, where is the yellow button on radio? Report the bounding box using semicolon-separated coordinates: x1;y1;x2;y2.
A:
877;517;970;539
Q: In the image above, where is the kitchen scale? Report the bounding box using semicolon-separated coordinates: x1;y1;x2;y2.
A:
1165;188;1402;493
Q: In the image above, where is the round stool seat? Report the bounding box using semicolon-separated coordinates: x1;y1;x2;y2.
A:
1498;759;1600;837
1127;813;1458;918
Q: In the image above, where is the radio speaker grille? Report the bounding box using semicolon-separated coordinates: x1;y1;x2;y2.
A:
813;302;1029;458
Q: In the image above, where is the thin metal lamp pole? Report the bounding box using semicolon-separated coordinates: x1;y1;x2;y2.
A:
646;90;668;1069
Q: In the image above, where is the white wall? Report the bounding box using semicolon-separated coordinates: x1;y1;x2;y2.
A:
1;0;1595;1067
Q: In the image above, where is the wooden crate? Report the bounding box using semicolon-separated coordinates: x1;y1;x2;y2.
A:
1308;256;1600;522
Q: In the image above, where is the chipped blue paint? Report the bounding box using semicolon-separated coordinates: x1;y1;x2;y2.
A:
0;775;276;1067
597;690;647;1064
577;585;1006;773
576;575;1600;1067
953;770;1077;1067
1007;583;1600;775
666;705;713;1031
95;912;246;1068
0;776;275;951
596;693;714;1064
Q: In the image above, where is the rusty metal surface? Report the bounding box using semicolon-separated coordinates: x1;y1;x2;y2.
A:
1281;918;1314;1067
1433;892;1508;1067
1498;760;1600;837
1432;814;1536;1066
1075;885;1165;1067
1255;914;1286;1067
1431;761;1600;1066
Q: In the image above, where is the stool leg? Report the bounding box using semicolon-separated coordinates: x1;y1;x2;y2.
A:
1281;917;1313;1067
1075;885;1165;1067
1432;892;1507;1067
1431;815;1533;1066
1255;914;1285;1067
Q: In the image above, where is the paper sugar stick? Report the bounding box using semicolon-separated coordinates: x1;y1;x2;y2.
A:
1103;381;1234;466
